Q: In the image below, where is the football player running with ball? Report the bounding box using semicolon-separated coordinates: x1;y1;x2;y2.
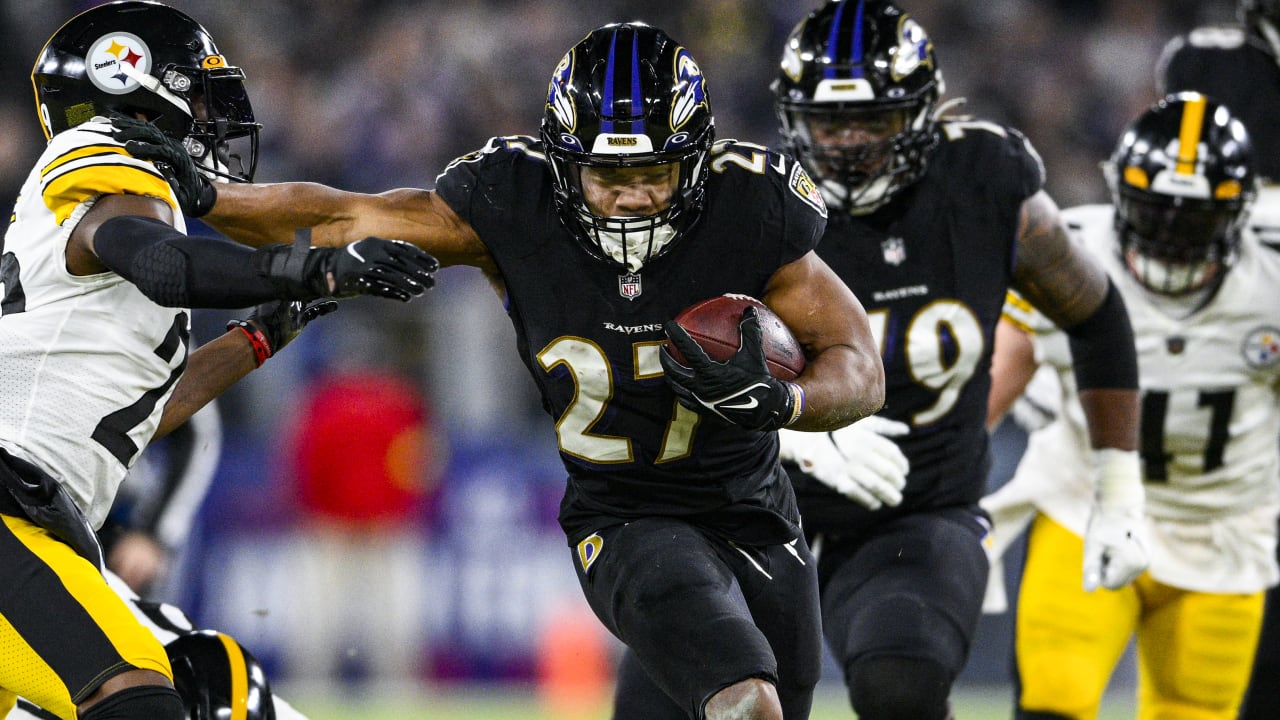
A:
115;21;886;720
984;93;1280;720
762;2;1144;719
0;2;436;719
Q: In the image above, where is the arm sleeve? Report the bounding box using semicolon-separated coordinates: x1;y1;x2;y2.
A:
94;215;281;308
1064;279;1139;391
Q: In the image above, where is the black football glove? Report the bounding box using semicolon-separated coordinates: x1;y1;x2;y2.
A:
254;229;439;302
110;113;217;218
660;306;802;431
229;298;338;366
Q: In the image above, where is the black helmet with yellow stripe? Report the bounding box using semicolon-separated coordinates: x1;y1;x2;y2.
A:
1109;91;1256;296
167;630;276;720
31;0;259;181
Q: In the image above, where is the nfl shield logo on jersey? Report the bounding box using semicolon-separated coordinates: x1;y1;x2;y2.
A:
881;237;907;266
619;273;642;300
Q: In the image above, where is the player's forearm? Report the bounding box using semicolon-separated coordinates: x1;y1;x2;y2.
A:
790;344;885;432
154;331;257;440
1064;280;1139;451
204;181;356;247
207;183;492;270
1077;388;1139;451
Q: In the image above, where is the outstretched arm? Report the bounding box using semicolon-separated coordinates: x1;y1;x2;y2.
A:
206;183;495;272
110;114;493;271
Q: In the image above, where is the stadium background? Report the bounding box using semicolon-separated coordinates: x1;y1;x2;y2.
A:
0;0;1241;716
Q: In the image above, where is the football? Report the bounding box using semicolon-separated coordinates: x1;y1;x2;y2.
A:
667;293;806;381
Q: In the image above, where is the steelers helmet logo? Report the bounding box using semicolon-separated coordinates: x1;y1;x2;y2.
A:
86;33;152;95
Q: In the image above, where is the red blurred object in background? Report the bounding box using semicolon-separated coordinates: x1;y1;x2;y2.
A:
291;370;442;525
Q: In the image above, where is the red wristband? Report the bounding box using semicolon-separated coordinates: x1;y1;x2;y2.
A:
229;321;271;368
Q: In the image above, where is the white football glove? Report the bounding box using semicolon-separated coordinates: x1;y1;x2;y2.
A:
1082;448;1149;591
778;415;910;510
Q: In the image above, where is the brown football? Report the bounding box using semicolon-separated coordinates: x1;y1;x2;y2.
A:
667;294;806;381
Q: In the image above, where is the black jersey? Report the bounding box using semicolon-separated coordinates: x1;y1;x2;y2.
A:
794;119;1043;534
1160;25;1280;181
435;136;827;546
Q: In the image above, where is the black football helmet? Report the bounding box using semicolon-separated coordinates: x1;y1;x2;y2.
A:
773;0;942;215
1109;92;1255;296
31;0;259;182
540;22;715;271
167;630;276;720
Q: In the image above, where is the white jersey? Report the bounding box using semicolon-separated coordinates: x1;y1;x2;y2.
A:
0;117;187;529
984;199;1280;593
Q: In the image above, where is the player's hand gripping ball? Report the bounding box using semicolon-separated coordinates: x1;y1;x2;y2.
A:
665;294;806;380
660;294;807;431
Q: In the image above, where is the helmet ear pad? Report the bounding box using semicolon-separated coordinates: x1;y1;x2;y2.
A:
167;631;276;720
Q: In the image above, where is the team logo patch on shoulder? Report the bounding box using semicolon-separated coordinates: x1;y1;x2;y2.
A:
87;33;152;95
577;533;604;573
789;164;826;217
1242;327;1280;368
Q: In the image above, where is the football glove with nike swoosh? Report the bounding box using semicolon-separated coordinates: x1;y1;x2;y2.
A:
660;306;802;431
254;228;439;302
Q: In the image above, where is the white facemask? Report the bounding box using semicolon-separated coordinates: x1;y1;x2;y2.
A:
1124;249;1220;296
820;176;893;216
595;222;677;273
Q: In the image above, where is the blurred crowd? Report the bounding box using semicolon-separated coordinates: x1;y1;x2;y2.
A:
0;0;1245;686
